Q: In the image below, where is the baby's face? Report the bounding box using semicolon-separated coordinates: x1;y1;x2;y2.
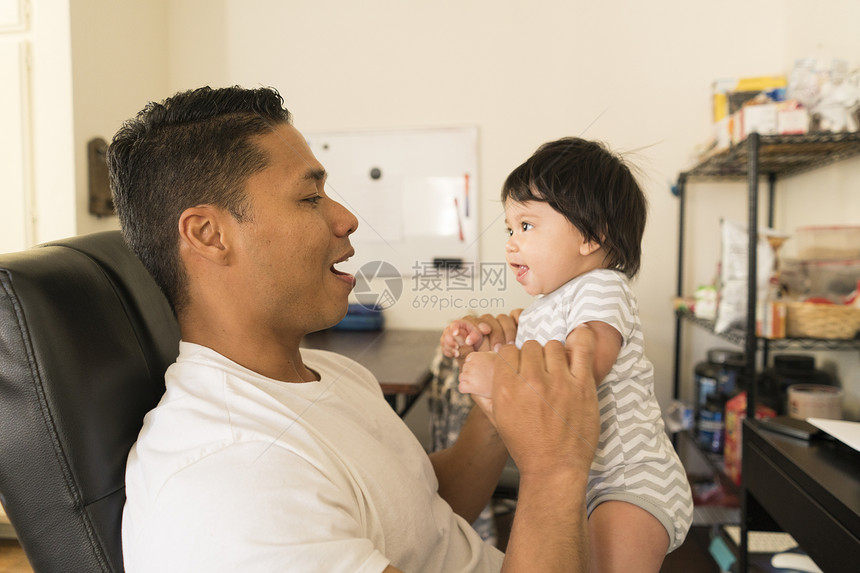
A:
504;198;602;296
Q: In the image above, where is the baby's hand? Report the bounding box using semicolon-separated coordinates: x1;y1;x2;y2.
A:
440;320;487;359
458;351;498;398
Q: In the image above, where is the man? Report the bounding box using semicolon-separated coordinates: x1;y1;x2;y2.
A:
109;86;599;572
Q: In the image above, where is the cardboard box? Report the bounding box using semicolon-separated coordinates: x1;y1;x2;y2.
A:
778;107;809;134
756;300;786;339
724;393;776;486
732;103;778;143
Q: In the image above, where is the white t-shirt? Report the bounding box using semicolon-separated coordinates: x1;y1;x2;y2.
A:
122;342;504;572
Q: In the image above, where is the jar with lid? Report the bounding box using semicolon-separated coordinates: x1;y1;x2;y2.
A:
694;348;744;422
709;348;746;398
694;360;719;424
698;393;727;453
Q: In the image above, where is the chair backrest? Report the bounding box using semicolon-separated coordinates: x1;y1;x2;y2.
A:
0;231;180;572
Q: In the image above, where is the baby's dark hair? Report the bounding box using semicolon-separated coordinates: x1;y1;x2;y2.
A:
501;137;647;278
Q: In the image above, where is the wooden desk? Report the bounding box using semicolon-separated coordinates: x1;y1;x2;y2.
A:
301;328;440;416
742;419;860;572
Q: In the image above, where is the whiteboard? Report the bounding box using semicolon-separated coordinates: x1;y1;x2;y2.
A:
306;126;479;277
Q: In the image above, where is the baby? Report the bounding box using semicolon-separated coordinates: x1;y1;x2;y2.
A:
442;137;693;571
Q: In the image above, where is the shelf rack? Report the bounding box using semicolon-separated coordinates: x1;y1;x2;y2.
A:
673;131;860;573
675;309;860;351
673;131;860;421
686;131;860;179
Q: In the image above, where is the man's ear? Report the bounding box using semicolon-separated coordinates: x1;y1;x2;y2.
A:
178;205;233;266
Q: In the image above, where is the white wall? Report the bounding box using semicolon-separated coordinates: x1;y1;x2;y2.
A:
58;0;860;413
28;0;77;244
70;0;169;235
0;0;77;251
162;0;797;411
0;35;30;252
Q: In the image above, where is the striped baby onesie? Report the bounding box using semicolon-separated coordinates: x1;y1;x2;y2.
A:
515;269;693;552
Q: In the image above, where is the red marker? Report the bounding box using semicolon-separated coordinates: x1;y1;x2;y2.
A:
464;173;470;217
454;197;465;242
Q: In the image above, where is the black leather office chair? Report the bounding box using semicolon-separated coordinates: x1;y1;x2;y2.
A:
0;231;180;572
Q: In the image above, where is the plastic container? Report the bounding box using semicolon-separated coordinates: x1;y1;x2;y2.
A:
694;361;719;421
787;384;844;420
708;348;746;398
699;393;726;454
795;225;860;260
757;354;833;415
695;349;745;428
332;303;384;331
804;259;860;303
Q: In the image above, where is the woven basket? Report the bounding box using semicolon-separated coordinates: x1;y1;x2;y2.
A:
785;302;860;339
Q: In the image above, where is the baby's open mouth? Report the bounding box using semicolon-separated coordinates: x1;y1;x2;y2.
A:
511;263;529;281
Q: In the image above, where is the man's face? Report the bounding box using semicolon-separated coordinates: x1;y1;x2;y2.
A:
233;123;359;337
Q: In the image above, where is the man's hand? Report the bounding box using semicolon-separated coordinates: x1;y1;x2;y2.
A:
492;327;599;479
493;328;600;572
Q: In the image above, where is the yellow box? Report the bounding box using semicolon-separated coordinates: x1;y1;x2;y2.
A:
712;75;787;123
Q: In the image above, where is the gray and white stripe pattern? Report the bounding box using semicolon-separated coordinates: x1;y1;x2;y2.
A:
516;269;693;552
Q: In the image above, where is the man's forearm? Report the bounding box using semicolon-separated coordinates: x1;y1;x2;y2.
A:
428;407;508;523
502;471;590;572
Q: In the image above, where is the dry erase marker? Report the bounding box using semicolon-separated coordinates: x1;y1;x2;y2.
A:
454;197;465;242
464;173;470;217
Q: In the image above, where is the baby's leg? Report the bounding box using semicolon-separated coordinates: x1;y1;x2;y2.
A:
587;500;668;573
